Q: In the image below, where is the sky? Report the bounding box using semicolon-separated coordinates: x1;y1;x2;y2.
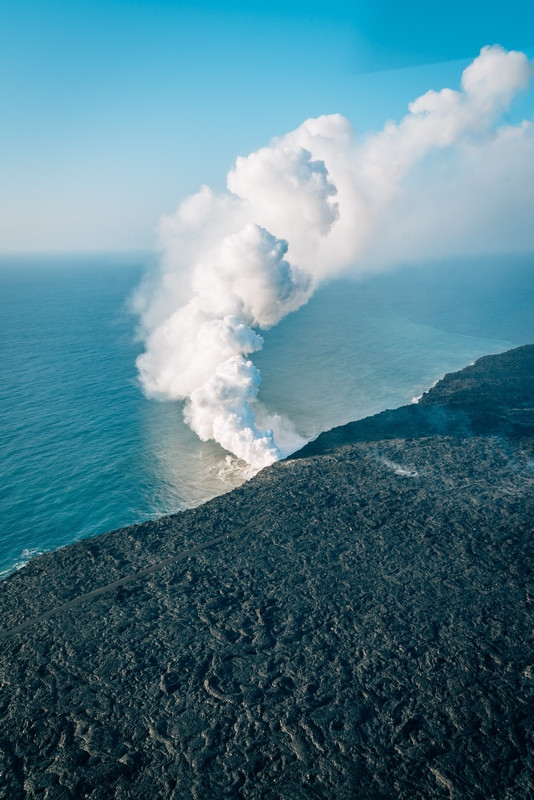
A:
0;0;533;253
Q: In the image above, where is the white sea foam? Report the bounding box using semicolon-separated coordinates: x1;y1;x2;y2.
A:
0;548;45;580
411;377;442;404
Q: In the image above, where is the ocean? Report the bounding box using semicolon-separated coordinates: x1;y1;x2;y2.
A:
1;253;533;578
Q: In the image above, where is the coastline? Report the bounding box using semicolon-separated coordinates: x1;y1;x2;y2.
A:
1;345;533;799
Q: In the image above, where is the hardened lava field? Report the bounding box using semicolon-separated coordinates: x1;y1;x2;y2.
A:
1;346;534;799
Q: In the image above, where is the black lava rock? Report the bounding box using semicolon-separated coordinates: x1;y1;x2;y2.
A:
293;344;534;458
1;345;534;799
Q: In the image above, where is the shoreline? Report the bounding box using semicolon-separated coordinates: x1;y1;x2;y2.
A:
1;344;533;798
1;344;519;584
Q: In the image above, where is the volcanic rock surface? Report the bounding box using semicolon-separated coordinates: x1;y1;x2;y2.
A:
1;345;534;800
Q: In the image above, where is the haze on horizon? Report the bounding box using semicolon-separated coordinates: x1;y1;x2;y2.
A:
0;0;533;255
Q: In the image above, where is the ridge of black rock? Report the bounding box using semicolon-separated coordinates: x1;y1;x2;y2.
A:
1;344;534;800
291;344;534;459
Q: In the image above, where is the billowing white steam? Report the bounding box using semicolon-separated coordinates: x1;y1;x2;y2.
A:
136;45;534;468
137;222;311;466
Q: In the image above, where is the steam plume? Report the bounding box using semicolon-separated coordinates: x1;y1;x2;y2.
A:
136;45;534;468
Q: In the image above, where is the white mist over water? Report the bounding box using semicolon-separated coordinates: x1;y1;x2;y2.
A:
135;46;534;467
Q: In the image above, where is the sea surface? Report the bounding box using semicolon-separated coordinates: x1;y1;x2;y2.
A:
1;253;533;578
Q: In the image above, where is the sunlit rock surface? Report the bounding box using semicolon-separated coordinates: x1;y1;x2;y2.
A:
1;345;533;799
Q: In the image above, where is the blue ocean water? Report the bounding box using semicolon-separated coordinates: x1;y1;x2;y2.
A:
1;253;533;578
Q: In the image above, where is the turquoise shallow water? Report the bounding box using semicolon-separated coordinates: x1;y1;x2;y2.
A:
1;253;533;578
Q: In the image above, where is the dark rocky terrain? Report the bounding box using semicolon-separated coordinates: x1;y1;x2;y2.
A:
1;345;534;800
295;344;534;458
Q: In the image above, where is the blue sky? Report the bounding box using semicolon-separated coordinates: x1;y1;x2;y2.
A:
1;0;532;252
